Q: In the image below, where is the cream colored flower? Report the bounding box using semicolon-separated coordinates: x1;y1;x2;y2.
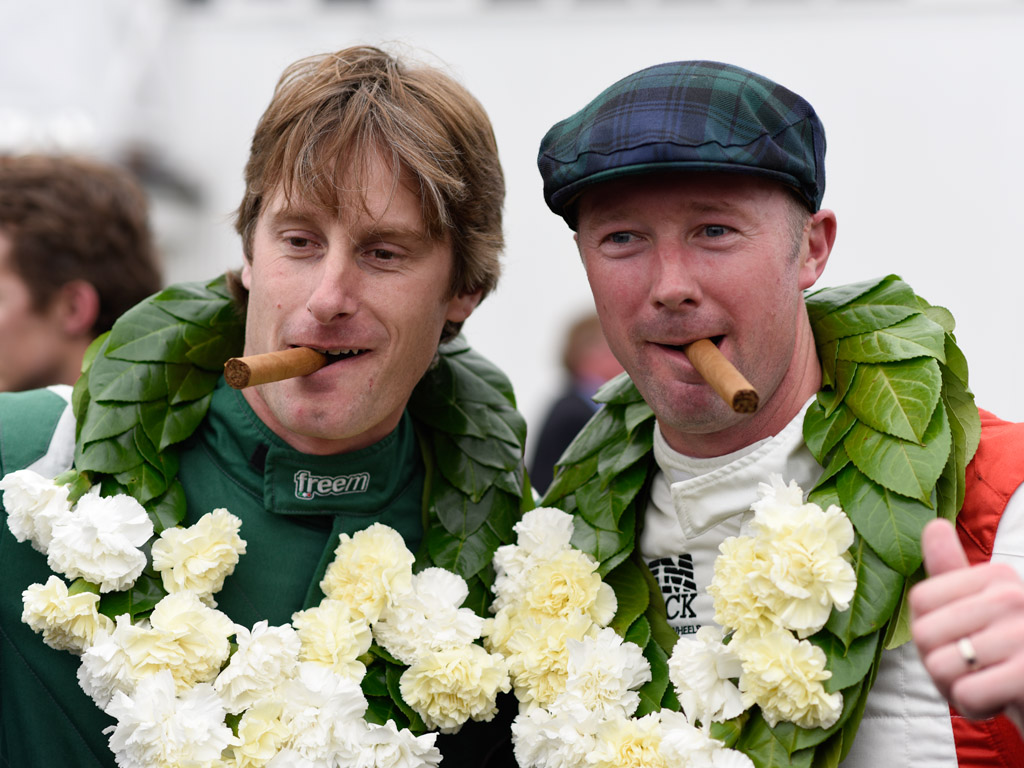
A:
292;598;372;681
47;491;153;592
127;591;236;690
319;523;414;622
748;476;856;637
708;536;777;640
658;711;755;768
667;625;746;725
521;548;616;625
588;712;667;768
77;617;138;709
152;508;246;603
492;507;579;615
228;700;289;768
511;706;601;768
21;575;113;653
277;663;368;762
500;611;595;710
0;468;72;552
735;629;843;730
358;719;442;768
399;644;510;733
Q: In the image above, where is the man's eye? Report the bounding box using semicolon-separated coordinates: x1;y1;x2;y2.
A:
286;236;312;248
608;232;635;245
704;225;730;238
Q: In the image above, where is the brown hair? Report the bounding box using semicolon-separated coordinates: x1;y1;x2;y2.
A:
232;45;505;342
0;154;161;335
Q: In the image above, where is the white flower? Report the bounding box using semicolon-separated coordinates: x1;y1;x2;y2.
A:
104;670;238;768
145;590;236;688
21;575;113;653
400;644;511;733
511;706;600;768
320;523;414;622
214;620;301;715
658;711;754;768
277;662;368;763
292;598;372;681
552;627;650;720
586;712;666;768
356;720;441;768
0;468;72;552
47;491;153;592
78;617;139;709
735;628;843;730
151;508;246;603
667;625;746;726
374;567;485;665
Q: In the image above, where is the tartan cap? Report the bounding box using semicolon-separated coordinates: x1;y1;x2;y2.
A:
538;60;826;228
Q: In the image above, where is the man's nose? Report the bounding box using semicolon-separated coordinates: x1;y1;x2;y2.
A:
305;252;359;323
650;244;702;310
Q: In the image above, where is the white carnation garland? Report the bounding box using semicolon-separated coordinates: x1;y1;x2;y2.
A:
2;468;510;768
487;475;856;768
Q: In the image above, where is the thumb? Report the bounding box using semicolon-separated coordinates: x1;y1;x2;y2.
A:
921;518;970;577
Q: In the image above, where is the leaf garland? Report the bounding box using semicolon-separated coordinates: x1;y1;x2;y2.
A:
67;274;531;734
539;274;980;768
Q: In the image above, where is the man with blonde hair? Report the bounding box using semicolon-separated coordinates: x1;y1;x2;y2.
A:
0;45;525;767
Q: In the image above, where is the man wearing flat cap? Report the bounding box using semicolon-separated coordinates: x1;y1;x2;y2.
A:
537;61;1024;766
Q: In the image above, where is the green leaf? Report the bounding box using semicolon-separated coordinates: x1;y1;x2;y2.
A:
386;663;427;734
426;518;500;580
75;428;145;474
593;372;645;406
432;480;491;538
139;393;214;452
624;401;655;433
98;572;165;621
433;432;501;502
836;313;946;364
597;424;654;483
844;358;941;444
165;363;221;406
569;507;634;569
734;709;814;768
836;466;934;575
804;400;856;465
79;400;140;446
805;276;889;324
144;480;187;533
361;659;390;698
559;407;626;464
450;432;520;472
88;357;169;404
105;302;193;363
883;569;924;651
182;321;243;372
825;534;904;644
544;453;599;505
843;403;951;504
808;631;880;692
623;614;652;648
809;278;919;345
634;637;669;717
606;558;652;636
942;333;971;386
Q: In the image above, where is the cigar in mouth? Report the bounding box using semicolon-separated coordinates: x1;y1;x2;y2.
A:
682;339;759;414
224;347;327;390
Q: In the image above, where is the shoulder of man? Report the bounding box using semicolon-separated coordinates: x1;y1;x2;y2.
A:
958;407;1024;564
0;385;76;477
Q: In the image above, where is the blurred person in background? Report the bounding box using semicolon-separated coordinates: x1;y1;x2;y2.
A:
0;153;162;391
529;311;621;492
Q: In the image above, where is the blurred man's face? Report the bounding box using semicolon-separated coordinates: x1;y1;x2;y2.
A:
576;172;831;457
0;232;77;391
240;156;479;455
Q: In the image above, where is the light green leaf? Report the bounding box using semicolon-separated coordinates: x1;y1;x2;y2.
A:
88;357;169;404
845;358;941;444
809;278;919;345
844;404;951;504
105;302;192;363
808;631;880;692
79;400;140;445
836;313;946;364
734;709;814;767
805;276;889;324
804;400;856;464
836;466;933;575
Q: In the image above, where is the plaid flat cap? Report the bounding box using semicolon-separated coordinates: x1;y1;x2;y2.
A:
538;60;826;228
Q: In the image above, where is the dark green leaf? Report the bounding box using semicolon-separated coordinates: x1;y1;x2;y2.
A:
105;302;193;363
139;393;214;452
559;407;626;464
80;400;140;446
144;480;187;533
426;519;500;580
361;659;390;698
845;358;941;444
88;357;169;404
569;508;634;567
593;372;645;406
544;453;599;506
808;631;880;692
734;709;814;768
432;480;491;538
182;323;243;372
165;363;221;406
98;572;165;621
450;432;520;472
75;428;145;474
844;404;951;504
597;424;654;483
825;535;904;644
634;637;669;717
803;401;856;465
606;558;652;636
433;432;502;502
386;661;427;734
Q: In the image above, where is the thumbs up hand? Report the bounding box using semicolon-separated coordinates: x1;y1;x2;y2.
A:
910;518;1024;734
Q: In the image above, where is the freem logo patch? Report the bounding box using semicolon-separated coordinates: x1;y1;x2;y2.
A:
294;469;370;500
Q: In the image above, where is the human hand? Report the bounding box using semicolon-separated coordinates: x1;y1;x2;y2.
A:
910;518;1024;734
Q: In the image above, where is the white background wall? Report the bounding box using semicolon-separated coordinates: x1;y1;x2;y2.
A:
2;0;1023;460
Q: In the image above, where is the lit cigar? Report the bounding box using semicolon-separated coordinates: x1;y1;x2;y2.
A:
224;347;327;389
682;339;759;414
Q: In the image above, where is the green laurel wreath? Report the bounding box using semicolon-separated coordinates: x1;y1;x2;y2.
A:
66;273;531;733
539;274;980;768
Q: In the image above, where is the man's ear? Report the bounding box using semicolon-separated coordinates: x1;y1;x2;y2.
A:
54;280;101;337
445;289;483;324
798;209;837;291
